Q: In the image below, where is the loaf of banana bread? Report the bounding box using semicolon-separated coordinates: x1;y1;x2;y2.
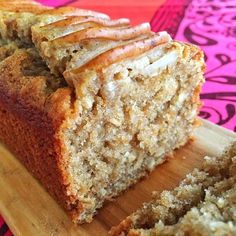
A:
110;141;236;236
0;1;205;223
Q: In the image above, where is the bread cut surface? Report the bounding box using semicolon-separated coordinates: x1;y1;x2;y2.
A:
110;141;236;236
0;1;205;223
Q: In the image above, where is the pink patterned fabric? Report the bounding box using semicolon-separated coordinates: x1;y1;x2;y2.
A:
175;0;236;131
151;0;236;131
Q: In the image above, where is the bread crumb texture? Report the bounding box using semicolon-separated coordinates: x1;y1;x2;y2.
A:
110;141;236;236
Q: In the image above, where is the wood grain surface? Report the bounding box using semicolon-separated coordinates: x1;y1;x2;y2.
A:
0;119;236;236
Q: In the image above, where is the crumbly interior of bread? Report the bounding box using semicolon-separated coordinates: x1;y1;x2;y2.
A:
0;4;205;223
0;43;66;93
111;142;236;236
0;40;18;60
61;42;204;222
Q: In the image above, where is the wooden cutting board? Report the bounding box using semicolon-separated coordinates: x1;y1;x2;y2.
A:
0;119;236;236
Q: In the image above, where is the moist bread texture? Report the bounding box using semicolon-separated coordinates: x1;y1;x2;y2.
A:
110;141;236;236
0;1;205;223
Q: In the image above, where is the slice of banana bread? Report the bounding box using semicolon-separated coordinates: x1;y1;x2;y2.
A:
110;141;236;236
0;2;205;223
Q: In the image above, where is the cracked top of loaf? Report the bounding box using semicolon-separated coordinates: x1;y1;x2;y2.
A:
0;0;172;81
0;0;203;121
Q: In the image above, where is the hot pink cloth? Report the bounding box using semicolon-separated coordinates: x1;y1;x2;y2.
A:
175;0;236;131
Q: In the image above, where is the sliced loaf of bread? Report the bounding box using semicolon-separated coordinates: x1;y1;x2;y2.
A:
0;1;205;223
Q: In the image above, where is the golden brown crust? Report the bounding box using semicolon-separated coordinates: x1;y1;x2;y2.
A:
0;49;83;216
34;19;131;45
51;23;151;45
0;3;51;13
63;32;171;84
